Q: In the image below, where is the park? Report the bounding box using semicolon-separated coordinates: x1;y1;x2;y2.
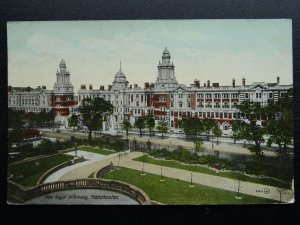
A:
7;91;294;205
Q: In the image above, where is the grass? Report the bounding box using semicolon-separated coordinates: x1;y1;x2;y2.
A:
79;146;115;155
133;155;290;188
104;167;279;205
8;154;73;187
88;172;95;178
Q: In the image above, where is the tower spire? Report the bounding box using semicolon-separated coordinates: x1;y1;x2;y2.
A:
120;60;122;71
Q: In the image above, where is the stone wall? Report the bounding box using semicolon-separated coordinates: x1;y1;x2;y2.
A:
36;157;85;185
7;178;151;205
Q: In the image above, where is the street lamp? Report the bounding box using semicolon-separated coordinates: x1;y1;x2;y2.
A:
74;143;78;159
211;131;214;150
118;151;121;167
190;172;193;187
188;162;194;187
115;114;118;135
160;155;164;181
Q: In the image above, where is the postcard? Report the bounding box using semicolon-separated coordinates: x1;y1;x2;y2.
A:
7;20;294;205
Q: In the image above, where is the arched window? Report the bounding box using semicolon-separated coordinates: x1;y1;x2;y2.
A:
223;102;229;108
214;102;220;108
232;102;238;109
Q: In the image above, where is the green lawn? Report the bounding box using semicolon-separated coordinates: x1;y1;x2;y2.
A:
88;172;95;178
79;146;115;155
133;155;290;188
8;154;73;187
104;167;279;205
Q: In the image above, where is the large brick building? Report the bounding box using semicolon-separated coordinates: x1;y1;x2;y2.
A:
8;48;292;134
77;48;293;135
8;59;78;125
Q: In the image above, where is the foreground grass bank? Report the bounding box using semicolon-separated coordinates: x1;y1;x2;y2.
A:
8;154;73;187
79;146;115;155
133;155;290;188
104;167;278;205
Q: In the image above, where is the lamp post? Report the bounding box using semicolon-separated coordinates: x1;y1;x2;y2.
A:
74;143;78;159
211;131;214;150
189;162;194;187
118;151;121;167
160;155;164;181
115;114;118;135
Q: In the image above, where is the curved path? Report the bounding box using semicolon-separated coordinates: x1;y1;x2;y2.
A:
43;150;121;183
59;152;294;203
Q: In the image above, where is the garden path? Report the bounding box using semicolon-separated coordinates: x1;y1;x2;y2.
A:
59;152;294;203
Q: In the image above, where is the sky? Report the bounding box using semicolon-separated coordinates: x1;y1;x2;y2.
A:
7;20;293;91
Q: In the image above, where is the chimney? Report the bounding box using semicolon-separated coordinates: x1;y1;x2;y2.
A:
207;80;210;87
134;83;138;88
89;84;93;90
150;83;155;89
80;84;86;90
144;82;149;89
194;79;200;88
108;85;112;91
100;85;104;91
130;85;132;89
232;78;235;88
212;83;219;88
277;76;280;85
42;86;46;89
242;77;246;87
204;83;206;87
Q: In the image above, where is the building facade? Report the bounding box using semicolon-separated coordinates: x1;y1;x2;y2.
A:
77;48;293;135
8;59;78;126
8;48;292;134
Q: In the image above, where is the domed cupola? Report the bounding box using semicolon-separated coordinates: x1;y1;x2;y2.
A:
112;61;129;90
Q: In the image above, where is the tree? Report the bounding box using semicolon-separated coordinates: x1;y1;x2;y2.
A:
156;120;168;139
180;117;204;140
8;109;24;129
145;115;155;137
213;126;222;145
194;140;203;154
79;97;114;141
232;100;266;157
37;109;55;128
266;90;293;159
181;117;204;153
122;118;132;137
134;116;145;137
203;119;216;141
68;114;79;131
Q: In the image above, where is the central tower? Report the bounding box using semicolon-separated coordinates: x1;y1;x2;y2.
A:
53;59;74;93
155;48;178;89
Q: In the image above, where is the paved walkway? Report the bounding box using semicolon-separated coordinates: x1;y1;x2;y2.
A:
60;152;294;203
43;150;123;183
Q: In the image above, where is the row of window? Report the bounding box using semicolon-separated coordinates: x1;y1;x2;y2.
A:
175;101;238;108
170;92;285;100
169;111;237;119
